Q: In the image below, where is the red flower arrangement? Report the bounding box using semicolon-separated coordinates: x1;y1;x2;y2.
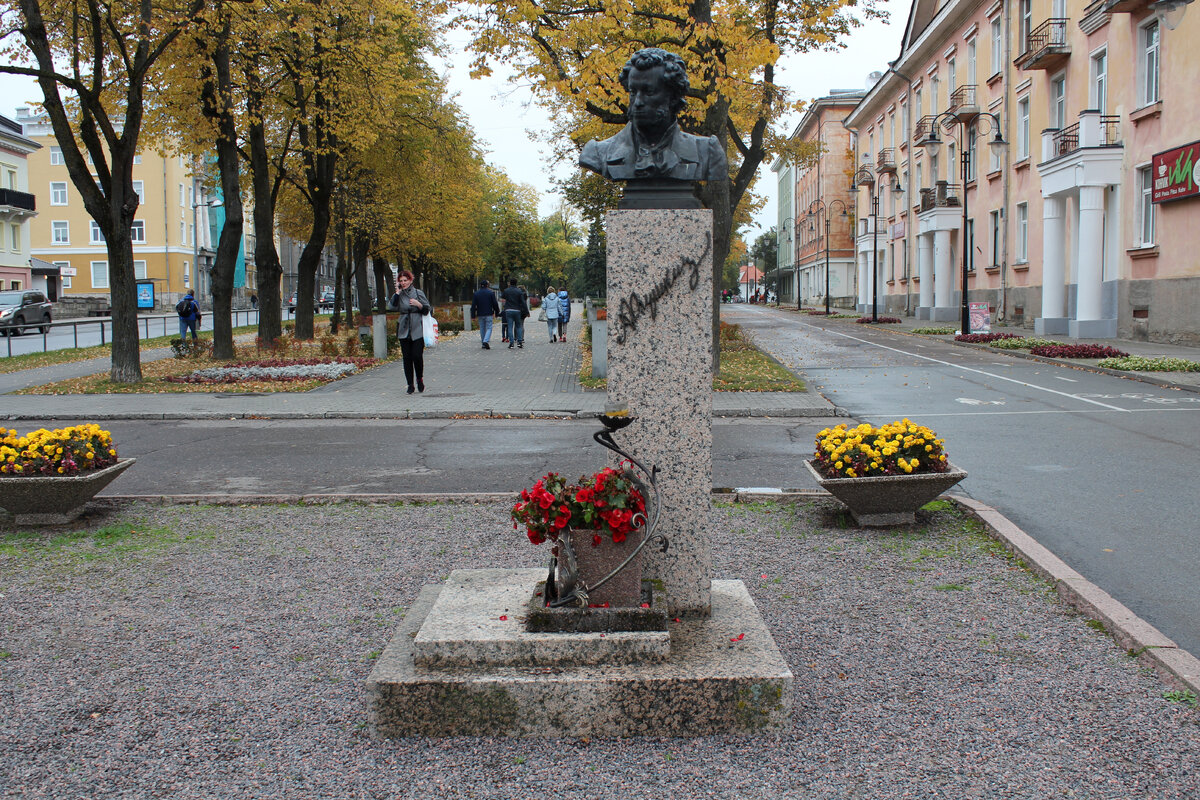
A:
512;465;647;547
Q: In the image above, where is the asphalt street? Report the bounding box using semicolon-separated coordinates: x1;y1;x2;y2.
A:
731;305;1200;659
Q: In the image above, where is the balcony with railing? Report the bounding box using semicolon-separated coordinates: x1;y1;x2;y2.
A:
876;148;896;174
0;188;36;213
913;115;938;144
948;85;980;122
1014;19;1070;71
919;182;961;213
1043;112;1122;161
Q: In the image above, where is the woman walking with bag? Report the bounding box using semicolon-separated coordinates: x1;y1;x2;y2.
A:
556;289;570;341
391;270;431;394
542;285;560;342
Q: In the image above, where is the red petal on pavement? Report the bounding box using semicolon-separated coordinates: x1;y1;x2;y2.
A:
760;574;768;580
730;633;745;642
640;603;650;609
499;615;508;621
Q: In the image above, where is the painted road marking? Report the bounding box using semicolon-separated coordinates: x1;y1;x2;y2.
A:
801;322;1131;412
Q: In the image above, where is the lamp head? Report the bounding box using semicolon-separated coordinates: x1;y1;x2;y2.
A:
1151;0;1192;29
920;130;943;155
988;129;1008;157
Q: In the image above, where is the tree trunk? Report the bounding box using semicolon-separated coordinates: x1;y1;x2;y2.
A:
352;234;371;322
246;102;282;345
199;24;243;360
331;205;347;334
371;256;392;312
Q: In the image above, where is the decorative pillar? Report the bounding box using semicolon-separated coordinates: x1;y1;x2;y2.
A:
1069;186;1116;338
1036;195;1068;335
932;229;955;321
917;234;934;319
857;252;868;312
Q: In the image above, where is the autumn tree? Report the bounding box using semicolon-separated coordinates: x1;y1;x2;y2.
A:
0;0;205;381
461;0;880;364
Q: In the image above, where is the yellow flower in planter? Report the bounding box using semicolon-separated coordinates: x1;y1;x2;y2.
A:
814;419;950;479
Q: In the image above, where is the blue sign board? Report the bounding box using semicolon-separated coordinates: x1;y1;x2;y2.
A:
136;280;155;309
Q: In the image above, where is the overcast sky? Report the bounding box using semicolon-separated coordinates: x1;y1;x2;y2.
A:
0;8;905;244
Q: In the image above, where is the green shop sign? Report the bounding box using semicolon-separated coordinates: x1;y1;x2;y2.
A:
1152;140;1199;204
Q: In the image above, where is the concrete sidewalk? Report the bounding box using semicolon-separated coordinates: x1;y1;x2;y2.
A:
0;304;836;421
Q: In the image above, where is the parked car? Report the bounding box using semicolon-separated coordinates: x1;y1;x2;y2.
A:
318;291;335;310
0;290;52;335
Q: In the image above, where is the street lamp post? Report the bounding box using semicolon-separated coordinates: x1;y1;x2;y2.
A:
806;199;848;316
919;110;1007;335
852;166;885;322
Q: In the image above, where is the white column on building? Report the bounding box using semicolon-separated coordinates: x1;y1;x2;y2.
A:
918;234;934;313
1038;195;1067;334
858;253;868;309
933;229;952;311
1076;185;1105;322
876;246;888;312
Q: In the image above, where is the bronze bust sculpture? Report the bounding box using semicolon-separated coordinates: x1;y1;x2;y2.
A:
579;48;726;206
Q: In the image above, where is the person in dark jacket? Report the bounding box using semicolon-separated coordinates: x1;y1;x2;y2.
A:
470;279;501;349
501;277;528;349
391;269;432;394
556;289;570;340
176;290;200;341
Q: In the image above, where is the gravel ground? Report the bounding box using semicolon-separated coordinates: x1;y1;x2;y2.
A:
1;499;1197;799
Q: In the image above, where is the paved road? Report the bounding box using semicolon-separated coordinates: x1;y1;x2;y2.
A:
728;304;1200;658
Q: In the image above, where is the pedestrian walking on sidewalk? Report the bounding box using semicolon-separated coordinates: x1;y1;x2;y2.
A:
391;269;431;394
556;289;570;341
501;277;528;349
542;285;560;342
471;279;500;349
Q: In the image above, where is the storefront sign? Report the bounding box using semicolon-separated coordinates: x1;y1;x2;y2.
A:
1152;140;1199;203
969;302;991;333
889;221;905;240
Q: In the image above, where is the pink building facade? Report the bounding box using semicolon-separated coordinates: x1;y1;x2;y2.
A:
842;0;1200;342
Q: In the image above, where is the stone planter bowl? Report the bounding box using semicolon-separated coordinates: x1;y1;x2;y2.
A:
805;458;967;527
0;458;135;525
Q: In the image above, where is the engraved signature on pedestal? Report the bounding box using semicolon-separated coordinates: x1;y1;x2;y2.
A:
614;236;711;345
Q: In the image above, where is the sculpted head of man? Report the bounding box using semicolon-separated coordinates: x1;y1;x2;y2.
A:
619;48;690;142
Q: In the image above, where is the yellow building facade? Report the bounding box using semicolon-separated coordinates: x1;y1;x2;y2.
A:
16;108;222;311
843;0;1200;343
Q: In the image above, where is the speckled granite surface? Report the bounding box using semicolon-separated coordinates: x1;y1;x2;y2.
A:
367;577;793;738
605;210;714;614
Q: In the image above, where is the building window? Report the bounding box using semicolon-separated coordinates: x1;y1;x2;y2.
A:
931;75;940;110
91;260;109;289
1050;75;1066;128
1017;97;1030;159
54;262;71;290
1019;0;1032;47
51;221;69;244
1089;50;1108;112
180;221;185;243
179;183;185;207
9;280;20;290
947;58;956;93
50;146;64;166
61;276;72;289
1016;203;1028;261
990;18;1003;76
90;220;105;244
132;153;142;165
990;210;1001;266
967;39;977;85
914;86;922;122
133;180;145;205
964;126;977;183
134;260;147;280
1141;21;1160;106
5;170;14;190
50;181;68;206
1138;166;1156;246
10;223;19;250
130;220;146;243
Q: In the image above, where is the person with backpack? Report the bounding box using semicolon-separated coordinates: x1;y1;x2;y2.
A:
556;288;570;341
176;290;199;342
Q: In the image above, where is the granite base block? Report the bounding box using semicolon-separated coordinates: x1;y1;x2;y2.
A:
367;573;793;738
412;569;669;668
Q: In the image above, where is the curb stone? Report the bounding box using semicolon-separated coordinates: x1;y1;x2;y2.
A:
91;488;1200;697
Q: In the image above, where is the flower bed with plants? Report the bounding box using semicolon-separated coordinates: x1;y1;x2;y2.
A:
1097;355;1200;372
955;332;1020;343
1029;344;1129;359
0;424;118;476
813;420;949;479
163;357;375;384
989;337;1060;350
911;326;956;335
855;316;902;324
512;466;646;547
